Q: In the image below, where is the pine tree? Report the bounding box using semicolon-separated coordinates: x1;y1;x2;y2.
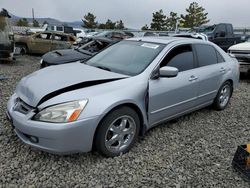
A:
33;19;40;27
180;2;209;28
105;19;116;29
16;18;29;27
82;12;97;28
141;24;149;31
115;20;125;30
166;12;180;31
150;9;166;31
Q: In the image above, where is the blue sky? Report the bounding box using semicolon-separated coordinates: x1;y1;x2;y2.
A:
1;0;250;29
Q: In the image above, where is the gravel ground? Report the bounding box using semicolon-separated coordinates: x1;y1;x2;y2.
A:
0;55;250;187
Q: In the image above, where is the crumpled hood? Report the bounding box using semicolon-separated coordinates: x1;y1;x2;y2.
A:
42;49;92;65
16;62;127;107
229;42;250;51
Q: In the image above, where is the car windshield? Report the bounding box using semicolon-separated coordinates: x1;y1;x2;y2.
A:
191;25;215;33
85;40;165;76
77;40;110;54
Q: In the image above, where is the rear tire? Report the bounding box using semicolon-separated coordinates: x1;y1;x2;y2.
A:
94;107;140;157
17;44;28;55
213;81;232;111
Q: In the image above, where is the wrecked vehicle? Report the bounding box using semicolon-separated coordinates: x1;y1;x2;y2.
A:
15;31;76;55
79;31;129;45
6;37;239;157
40;37;116;68
0;9;14;61
228;38;250;75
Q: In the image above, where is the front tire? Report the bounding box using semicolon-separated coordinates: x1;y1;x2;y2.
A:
213;81;232;111
94;107;140;157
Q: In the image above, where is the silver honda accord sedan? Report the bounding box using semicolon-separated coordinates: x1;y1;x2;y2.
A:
6;37;239;157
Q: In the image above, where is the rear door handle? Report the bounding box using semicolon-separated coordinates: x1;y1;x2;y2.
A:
189;75;198;82
220;67;226;73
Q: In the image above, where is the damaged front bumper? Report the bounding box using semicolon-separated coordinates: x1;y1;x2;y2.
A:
6;94;100;154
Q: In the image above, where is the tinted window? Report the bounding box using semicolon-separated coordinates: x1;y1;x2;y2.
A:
216;51;225;63
226;25;233;35
161;45;194;72
56;26;63;31
215;24;226;37
195;44;217;67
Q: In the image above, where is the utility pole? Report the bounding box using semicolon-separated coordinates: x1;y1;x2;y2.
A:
32;8;34;22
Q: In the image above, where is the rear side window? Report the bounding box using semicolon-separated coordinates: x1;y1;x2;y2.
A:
216;51;225;63
161;45;194;72
195;44;217;67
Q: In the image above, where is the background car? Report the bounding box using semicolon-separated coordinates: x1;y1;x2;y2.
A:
228;38;250;75
40;37;116;68
79;31;130;45
15;31;76;55
7;37;239;157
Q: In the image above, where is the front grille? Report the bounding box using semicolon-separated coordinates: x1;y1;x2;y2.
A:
230;50;250;62
0;51;11;58
13;98;33;115
230;50;250;55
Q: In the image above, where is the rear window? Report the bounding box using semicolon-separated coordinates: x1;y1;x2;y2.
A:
216;51;225;63
195;44;217;67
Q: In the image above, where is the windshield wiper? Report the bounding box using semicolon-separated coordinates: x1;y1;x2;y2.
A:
95;65;111;72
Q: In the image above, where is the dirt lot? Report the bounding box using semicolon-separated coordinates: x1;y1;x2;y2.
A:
0;55;250;187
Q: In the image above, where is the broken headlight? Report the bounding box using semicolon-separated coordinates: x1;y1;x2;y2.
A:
33;100;88;123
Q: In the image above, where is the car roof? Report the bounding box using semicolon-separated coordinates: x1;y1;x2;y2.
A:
127;36;209;45
36;31;74;36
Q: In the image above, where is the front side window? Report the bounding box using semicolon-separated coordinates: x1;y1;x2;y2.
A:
160;44;194;72
195;44;218;67
85;41;165;76
54;34;67;41
56;26;63;31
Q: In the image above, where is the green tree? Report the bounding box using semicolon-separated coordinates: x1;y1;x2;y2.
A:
82;12;97;28
141;24;149;31
150;9;166;31
180;2;209;28
16;18;29;27
166;12;180;31
115;20;125;29
33;19;40;27
105;19;116;29
98;23;106;29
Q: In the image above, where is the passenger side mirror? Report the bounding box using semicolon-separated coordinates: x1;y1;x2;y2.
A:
159;66;178;78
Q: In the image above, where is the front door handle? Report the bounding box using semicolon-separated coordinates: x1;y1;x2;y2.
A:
189;75;198;82
220;67;226;73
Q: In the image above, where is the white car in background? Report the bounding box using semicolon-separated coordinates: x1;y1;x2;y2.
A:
73;28;87;38
228;38;250;74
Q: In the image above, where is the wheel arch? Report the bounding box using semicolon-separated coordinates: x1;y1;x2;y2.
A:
92;102;146;150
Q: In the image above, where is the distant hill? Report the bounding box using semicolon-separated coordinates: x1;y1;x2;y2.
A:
9;13;83;28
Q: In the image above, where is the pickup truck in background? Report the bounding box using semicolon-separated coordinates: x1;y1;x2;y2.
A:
193;23;247;51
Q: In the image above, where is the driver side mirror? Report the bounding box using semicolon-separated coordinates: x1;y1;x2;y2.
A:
215;31;226;38
159;66;179;78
